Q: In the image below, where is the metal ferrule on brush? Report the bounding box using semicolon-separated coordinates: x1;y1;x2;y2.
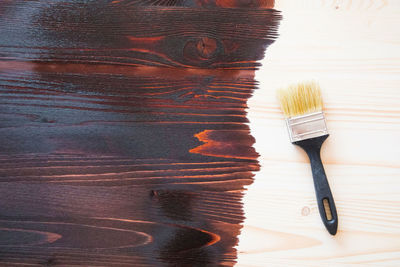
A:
285;111;329;143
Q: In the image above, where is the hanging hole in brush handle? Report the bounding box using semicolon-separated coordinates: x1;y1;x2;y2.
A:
294;135;338;236
323;198;333;221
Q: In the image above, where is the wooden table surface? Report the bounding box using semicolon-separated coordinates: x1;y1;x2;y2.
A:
0;0;399;266
237;1;400;266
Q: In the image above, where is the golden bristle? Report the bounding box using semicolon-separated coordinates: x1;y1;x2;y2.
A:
277;81;323;118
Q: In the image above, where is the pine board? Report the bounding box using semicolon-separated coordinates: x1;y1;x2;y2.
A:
237;1;400;266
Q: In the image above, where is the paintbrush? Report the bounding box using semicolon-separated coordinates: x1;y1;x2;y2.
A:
277;81;338;235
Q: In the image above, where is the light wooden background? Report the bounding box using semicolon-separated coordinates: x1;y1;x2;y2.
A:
237;0;400;266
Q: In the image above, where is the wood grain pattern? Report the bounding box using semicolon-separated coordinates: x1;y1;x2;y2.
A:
0;0;281;266
114;0;275;8
0;1;280;69
0;66;258;266
237;0;400;266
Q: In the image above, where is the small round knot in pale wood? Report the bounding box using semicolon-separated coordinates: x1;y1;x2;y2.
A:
301;206;311;216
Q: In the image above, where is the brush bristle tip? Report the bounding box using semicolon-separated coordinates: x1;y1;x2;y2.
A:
277;81;323;118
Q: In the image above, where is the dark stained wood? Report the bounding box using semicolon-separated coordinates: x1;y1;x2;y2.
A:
112;0;275;8
0;1;280;69
0;0;280;265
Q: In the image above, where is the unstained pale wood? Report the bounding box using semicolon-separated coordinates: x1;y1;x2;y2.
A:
237;0;400;266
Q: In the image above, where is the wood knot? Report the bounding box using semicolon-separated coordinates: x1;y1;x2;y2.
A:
301;206;310;216
183;36;221;66
196;37;217;59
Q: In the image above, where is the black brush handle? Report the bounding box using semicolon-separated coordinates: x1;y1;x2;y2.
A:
294;135;338;235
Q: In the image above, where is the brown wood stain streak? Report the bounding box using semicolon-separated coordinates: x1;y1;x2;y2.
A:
0;1;280;69
0;0;280;266
114;0;275;8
